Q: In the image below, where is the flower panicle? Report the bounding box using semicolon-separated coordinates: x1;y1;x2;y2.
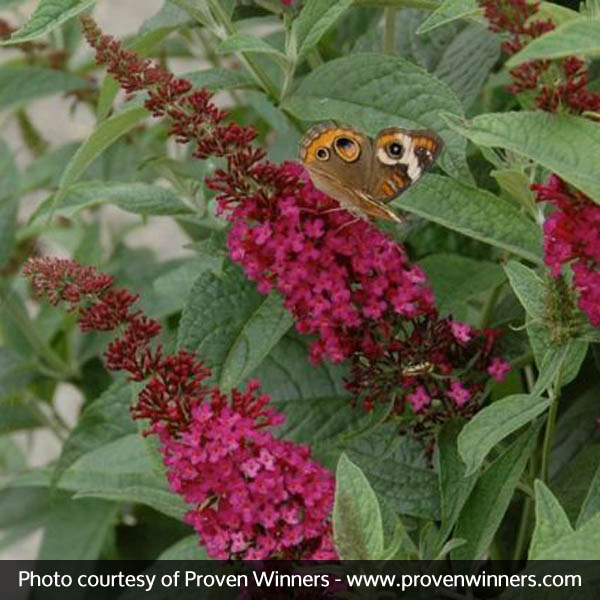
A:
81;16;260;160
23;256;337;560
533;176;600;328
480;0;600;114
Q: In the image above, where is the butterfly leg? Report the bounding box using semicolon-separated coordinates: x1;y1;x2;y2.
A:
333;217;362;235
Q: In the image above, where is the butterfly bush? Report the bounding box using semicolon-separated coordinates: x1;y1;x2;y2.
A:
23;257;336;560
81;19;507;434
481;0;600;329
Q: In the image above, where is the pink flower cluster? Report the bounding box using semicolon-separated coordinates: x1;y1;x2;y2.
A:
218;162;434;363
534;176;600;327
160;384;335;559
23;257;336;560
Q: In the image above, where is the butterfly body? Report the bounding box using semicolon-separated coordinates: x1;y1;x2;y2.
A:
299;123;443;223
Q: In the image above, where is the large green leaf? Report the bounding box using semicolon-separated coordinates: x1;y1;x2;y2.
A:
250;333;353;467
443;111;600;205
419;253;506;318
333;453;384;560
0;66;92;109
416;0;479;34
458;394;551;476
507;18;600;67
295;0;355;56
54;381;136;484
38;496;119;560
433;24;500;110
528;480;573;560
178;265;293;391
282;53;469;179
59;434;186;520
346;424;440;520
397;175;543;263
0;0;97;45
436;421;478;546
31;181;193;225
453;422;541;560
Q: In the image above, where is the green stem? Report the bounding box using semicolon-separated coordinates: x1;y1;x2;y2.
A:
384;8;397;54
479;283;503;329
206;0;280;101
0;287;73;378
512;495;532;560
540;393;559;483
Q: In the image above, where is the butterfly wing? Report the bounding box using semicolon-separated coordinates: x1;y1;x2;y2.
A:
299;123;376;218
368;128;443;204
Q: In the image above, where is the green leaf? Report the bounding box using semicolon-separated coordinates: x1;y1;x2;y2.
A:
282;53;469;180
433;24;500;110
333;453;384;560
417;0;479;34
0;140;19;268
140;1;191;33
55;434;186;520
295;0;355;56
0;0;97;45
0;66;92;109
528;480;573;560
31;181;193;225
458;394;551;476
0;437;27;475
21;142;79;193
507;18;600;67
419;254;506;318
0;348;39;398
346;424;440;520
157;535;208;560
54;381;136;485
453;422;541;560
577;462;600;528
437;421;478;546
178;265;293;391
58;106;149;193
504;261;546;319
250;333;351;467
218;33;287;64
38;496;118;560
443;111;600;205
185;68;255;91
534;341;588;394
397;175;543;263
533;513;600;559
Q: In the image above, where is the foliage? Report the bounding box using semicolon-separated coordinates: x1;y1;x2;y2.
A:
0;0;599;565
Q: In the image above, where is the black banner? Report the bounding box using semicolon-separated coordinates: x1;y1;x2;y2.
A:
2;560;600;600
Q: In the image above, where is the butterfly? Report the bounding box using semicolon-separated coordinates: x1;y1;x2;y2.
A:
299;122;443;223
